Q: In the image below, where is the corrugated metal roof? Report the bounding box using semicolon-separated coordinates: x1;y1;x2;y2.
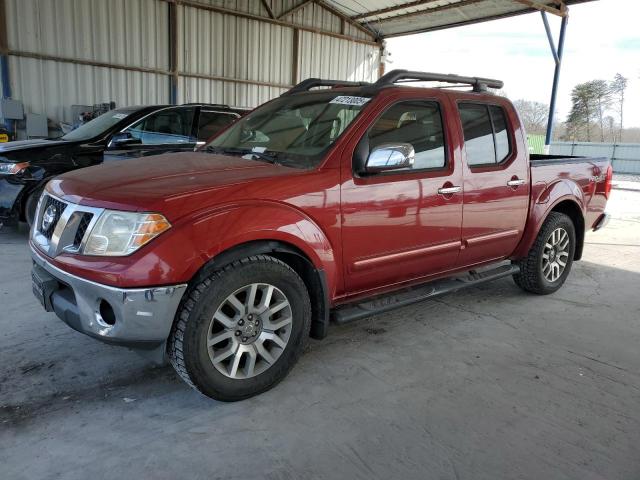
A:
324;0;596;37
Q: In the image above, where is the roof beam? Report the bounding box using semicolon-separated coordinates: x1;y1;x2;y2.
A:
314;0;380;39
276;0;314;19
351;0;441;20
513;0;567;17
260;0;275;19
163;0;377;45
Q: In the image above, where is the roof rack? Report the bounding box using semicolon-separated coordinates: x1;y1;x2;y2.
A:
375;69;504;93
182;103;231;108
282;78;372;96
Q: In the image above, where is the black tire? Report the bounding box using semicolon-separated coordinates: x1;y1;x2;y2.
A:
513;212;576;295
25;186;44;227
168;255;312;401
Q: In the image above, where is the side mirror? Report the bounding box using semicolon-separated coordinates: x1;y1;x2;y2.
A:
365;143;415;173
109;132;141;148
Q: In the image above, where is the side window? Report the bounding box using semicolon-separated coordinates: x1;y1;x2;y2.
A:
490;106;510;162
367;101;446;170
459;103;511;166
197;111;238;142
126;107;195;145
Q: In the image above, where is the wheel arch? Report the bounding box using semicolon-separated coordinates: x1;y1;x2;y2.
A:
19;176;52;222
188;239;330;340
549;199;585;260
513;193;585;261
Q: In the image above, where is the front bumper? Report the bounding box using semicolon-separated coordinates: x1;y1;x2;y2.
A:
31;246;187;349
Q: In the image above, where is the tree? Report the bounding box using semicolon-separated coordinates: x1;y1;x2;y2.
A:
610;73;628;142
604;115;617;142
566;82;597;141
513;99;548;134
589;80;611;142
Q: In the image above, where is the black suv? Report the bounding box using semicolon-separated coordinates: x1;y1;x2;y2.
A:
0;104;247;227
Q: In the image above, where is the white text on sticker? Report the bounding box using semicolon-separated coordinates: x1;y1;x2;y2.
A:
329;96;370;106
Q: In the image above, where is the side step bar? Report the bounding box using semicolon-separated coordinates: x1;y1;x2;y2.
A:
331;262;520;325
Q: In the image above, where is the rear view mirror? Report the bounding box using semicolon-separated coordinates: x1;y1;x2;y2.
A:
109;132;141;148
365;143;415;173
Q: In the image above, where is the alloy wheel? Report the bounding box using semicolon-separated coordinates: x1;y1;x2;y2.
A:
542;227;570;282
206;283;292;379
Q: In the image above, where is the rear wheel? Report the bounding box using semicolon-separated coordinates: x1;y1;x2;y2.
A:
168;255;311;401
513;212;576;295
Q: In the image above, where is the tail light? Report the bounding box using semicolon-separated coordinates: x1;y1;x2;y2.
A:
604;164;613;199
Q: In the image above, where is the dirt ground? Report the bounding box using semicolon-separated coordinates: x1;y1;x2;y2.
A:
1;189;639;480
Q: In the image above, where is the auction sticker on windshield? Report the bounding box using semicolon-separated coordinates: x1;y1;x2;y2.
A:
329;96;370;106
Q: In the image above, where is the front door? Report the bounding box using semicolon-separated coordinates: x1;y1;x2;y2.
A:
104;106;197;161
341;97;463;294
456;102;530;266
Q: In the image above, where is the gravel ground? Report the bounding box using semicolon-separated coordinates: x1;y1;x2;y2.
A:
1;190;639;480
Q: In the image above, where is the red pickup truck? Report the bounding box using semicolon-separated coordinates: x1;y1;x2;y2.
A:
30;70;612;401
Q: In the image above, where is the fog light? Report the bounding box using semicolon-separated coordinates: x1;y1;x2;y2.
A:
98;299;116;326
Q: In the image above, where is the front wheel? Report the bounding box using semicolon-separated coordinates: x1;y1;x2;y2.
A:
513;212;576;295
168;255;311;401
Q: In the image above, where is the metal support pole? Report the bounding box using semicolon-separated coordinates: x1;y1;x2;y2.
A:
0;0;13;137
168;1;179;104
0;55;10;99
543;11;568;154
291;28;299;85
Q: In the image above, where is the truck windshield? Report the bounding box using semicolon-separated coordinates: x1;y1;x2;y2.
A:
61;108;138;142
205;92;372;168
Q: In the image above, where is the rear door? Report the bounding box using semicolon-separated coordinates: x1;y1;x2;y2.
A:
341;95;463;293
456;101;529;267
104;106;197;160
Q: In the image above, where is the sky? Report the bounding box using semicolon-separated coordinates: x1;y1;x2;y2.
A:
386;0;640;127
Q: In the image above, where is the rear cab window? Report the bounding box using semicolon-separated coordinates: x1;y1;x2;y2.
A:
459;103;512;166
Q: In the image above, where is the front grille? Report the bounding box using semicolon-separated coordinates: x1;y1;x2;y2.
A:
39;196;68;240
73;213;94;248
32;193;103;258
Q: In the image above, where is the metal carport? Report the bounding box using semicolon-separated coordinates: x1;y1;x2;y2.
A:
1;0;594;145
322;0;596;151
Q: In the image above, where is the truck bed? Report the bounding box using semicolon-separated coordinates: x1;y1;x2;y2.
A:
530;153;609;165
529;153;611;231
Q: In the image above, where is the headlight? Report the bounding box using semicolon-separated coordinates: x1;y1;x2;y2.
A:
0;161;29;175
84;210;171;256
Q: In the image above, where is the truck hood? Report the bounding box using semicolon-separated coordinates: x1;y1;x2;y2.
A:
0;139;69;154
48;151;302;218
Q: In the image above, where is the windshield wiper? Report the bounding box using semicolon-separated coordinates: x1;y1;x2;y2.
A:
245;151;279;164
205;146;279;165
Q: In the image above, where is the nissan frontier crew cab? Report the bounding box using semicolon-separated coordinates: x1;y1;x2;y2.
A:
30;70;612;401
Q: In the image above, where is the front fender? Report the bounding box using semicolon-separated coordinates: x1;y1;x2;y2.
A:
512;179;585;259
187;201;338;294
46;200;340;297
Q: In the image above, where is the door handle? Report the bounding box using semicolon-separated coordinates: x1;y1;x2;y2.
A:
438;186;462;195
507;179;526;187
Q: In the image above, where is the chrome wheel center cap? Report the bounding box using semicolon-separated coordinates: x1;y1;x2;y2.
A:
242;323;256;335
